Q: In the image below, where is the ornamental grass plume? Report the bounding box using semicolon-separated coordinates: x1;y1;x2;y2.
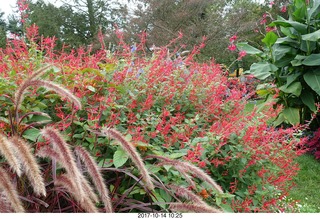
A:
74;146;113;213
37;145;100;208
0;167;25;212
0;192;13;213
168;185;223;213
101;128;154;191
10;136;46;196
40;127;85;201
0;134;22;176
55;174;98;213
15;79;82;113
167;184;206;205
147;155;223;194
169;203;223;213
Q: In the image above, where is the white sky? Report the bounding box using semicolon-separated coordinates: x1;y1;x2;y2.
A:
1;0;267;21
0;0;59;19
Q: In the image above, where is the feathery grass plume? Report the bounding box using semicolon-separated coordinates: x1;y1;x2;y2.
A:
157;162;196;189
10;136;46;196
14;65;52;110
0;133;22;176
74;146;113;212
169;203;223;213
28;64;52;81
0;167;25;212
168;184;206;205
101;128;154;191
18;112;51;125
79;176;100;204
0;191;14;213
15;79;82;114
55;174;98;213
147;155;223;194
37;145;99;203
40;127;85;201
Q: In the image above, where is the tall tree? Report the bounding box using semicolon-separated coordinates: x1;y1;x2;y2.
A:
126;0;266;64
0;10;7;48
60;0;129;46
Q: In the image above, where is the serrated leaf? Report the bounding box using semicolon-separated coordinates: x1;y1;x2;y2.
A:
113;148;129;168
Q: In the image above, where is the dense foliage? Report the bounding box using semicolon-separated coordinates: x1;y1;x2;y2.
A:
0;21;304;212
237;0;320;127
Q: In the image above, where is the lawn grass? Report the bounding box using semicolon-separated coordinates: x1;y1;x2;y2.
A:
288;153;320;212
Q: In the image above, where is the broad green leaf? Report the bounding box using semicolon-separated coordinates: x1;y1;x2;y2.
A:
301;29;320;41
301;91;317;112
300;40;317;53
273;113;286;126
291;55;306;66
304;72;320;96
113;148;129;168
279;82;302;96
282;107;300;125
248;62;278;80
307;0;320;21
286;73;301;86
262;31;278;48
280;27;297;39
270;20;308;34
236;42;263;55
22;128;40;142
302;54;320;66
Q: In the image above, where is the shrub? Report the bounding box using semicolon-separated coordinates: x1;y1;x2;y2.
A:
0;24;303;212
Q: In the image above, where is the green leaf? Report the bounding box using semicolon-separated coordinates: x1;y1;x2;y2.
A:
301;29;320;41
301;91;317;112
262;31;278;48
113;148;129;168
87;85;96;92
286;73;301;86
302;54;320;66
270;20;308;34
248;62;278;80
291;55;306;66
168;153;187;159
274;113;286;126
22;128;40;142
279;82;302;96
307;0;320;21
151;191;166;209
304;72;320;96
282;107;300;125
236;42;263;55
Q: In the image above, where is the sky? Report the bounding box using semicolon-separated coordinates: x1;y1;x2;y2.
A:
0;0;58;19
1;0;267;21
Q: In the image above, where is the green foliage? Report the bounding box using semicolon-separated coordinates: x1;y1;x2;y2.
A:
237;0;320;126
